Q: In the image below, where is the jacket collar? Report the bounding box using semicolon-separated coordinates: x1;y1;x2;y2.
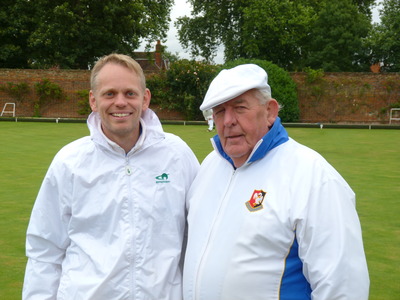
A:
211;117;289;168
87;109;165;155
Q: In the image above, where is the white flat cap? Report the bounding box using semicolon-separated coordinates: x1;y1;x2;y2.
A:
200;64;271;111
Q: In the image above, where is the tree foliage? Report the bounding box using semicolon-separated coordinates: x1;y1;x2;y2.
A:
304;0;371;71
176;0;374;71
0;0;173;69
0;0;36;68
240;1;316;70
147;60;219;120
366;0;400;72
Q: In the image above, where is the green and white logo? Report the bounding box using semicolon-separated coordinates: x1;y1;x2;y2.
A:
155;173;170;183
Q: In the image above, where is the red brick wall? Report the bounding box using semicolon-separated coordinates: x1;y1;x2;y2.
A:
291;72;400;124
0;68;184;120
0;69;399;123
0;69;90;118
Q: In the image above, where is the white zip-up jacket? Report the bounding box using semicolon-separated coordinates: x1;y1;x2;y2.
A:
23;109;199;300
183;118;369;300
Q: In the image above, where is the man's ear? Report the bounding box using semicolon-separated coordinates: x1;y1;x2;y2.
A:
89;90;97;112
266;99;280;125
142;88;151;111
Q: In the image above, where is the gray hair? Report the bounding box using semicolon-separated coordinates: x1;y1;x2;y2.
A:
253;88;282;111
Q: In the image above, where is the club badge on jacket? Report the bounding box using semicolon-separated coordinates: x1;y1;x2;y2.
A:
245;189;266;212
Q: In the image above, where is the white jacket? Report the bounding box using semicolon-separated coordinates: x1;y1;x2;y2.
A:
23;109;199;300
183;118;369;300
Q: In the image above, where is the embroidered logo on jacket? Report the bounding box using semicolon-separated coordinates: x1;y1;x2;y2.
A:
155;173;170;183
245;189;266;212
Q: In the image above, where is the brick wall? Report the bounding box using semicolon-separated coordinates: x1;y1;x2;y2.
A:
291;72;400;124
0;68;184;120
0;69;399;123
0;69;90;118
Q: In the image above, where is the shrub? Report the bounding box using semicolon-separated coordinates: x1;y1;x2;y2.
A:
146;72;169;107
76;90;91;116
147;59;299;121
223;59;300;122
303;67;325;84
34;79;64;104
0;82;30;102
380;101;400;117
147;59;219;120
34;79;65;117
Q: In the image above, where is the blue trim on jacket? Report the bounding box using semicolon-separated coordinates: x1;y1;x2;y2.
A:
280;236;312;300
212;117;289;167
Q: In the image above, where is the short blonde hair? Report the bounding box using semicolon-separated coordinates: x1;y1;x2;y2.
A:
90;53;146;92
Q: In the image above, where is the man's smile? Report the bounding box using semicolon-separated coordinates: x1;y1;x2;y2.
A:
111;112;132;118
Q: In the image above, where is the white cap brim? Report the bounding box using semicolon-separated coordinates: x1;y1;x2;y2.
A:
200;64;271;111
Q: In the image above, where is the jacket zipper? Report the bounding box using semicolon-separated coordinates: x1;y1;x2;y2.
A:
125;156;136;300
194;168;237;300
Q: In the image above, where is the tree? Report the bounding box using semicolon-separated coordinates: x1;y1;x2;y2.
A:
175;0;237;63
176;0;316;69
0;0;36;68
239;1;316;70
0;0;173;69
353;0;375;15
367;0;400;71
304;0;372;71
176;0;374;71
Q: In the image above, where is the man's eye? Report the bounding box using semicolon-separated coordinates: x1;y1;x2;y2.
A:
127;92;135;97
235;106;247;112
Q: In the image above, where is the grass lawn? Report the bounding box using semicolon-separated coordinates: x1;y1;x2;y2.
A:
0;121;399;299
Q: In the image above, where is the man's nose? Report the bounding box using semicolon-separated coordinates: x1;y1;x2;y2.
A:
115;93;127;106
223;108;237;127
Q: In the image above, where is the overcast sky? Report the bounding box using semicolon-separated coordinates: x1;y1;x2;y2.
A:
137;0;224;63
138;0;382;65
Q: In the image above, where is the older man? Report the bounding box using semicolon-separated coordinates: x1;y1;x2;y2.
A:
183;64;369;300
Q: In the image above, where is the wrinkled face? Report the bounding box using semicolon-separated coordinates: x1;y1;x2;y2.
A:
213;90;277;167
89;63;150;147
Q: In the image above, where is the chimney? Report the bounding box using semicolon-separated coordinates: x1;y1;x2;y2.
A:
155;40;162;68
370;63;381;73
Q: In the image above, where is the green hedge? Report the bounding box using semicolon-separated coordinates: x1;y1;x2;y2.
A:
147;58;299;122
147;60;219;120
